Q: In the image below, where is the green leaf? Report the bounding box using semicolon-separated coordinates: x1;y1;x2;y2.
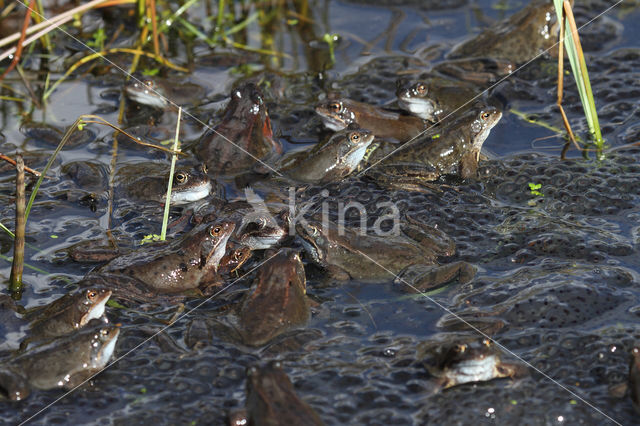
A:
106;299;127;309
142;68;160;76
141;234;162;245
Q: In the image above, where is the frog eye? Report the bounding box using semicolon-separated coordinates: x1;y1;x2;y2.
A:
143;79;155;89
329;102;342;113
201;164;208;174
480;111;492;120
455;344;467;353
349;132;361;143
100;328;111;337
87;290;98;301
210;225;222;236
234;250;244;260
175;172;188;184
415;83;427;95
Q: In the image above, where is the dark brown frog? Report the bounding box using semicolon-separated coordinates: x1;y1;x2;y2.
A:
196;83;282;176
244;361;325;426
316;97;426;143
86;220;235;301
297;218;474;292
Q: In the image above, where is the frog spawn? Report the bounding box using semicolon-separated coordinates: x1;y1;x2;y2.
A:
4;1;640;423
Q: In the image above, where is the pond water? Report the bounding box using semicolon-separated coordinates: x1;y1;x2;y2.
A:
1;0;640;424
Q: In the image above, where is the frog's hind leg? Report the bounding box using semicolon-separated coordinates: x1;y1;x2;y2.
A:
394;261;476;293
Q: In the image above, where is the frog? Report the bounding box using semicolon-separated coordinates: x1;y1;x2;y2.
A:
25;288;111;343
365;105;502;191
395;77;478;123
448;0;559;65
315;97;427;143
192;196;294;251
124;75;205;109
419;336;527;392
236;248;310;347
277;126;375;184
609;346;640;413
196;83;282;176
117;162;214;206
218;243;253;276
0;322;120;401
243;361;325;426
631;347;640;411
86;220;235;301
236;208;291;250
196;248;311;348
61;160;109;211
296;218;475;292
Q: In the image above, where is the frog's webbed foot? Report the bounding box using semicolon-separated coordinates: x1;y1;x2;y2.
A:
394;261;476;293
608;382;628;399
402;215;456;257
260;329;323;356
326;265;352;282
0;369;30;401
185;317;214;349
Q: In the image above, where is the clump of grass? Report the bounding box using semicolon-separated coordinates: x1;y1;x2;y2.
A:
553;0;604;159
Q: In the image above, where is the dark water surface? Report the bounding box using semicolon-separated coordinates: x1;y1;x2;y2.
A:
1;0;640;424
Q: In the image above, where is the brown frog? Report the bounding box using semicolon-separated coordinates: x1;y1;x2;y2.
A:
396;77;478;123
242;361;325;426
125;75;204;109
366;105;502;191
196;83;282;176
197;248;311;348
610;346;640;413
448;0;559;65
277;127;375;184
118;162;213;205
236;248;310;347
315;98;426;143
86;220;235;301
420;336;527;392
0;322;119;401
25;288;111;343
296;218;474;292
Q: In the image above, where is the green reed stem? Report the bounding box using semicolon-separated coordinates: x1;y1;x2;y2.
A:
0;221;16;238
553;0;604;157
160;107;182;241
24;118;82;222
